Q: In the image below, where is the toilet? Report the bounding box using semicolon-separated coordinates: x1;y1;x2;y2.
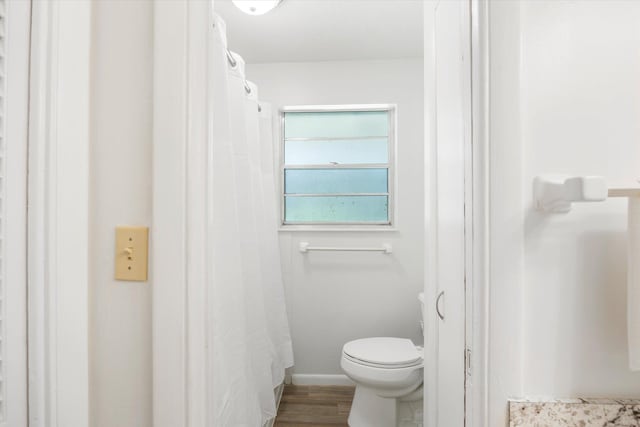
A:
340;294;425;427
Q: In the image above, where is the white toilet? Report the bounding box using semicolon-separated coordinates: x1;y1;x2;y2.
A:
340;294;425;427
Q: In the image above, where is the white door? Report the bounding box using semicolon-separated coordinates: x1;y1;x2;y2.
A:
2;1;31;426
432;0;472;425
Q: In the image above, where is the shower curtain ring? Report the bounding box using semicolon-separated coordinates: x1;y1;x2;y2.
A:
226;49;237;68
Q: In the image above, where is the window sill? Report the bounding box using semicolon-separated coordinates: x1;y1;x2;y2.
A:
278;225;398;232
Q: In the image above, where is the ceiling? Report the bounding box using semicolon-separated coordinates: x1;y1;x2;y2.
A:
214;0;424;64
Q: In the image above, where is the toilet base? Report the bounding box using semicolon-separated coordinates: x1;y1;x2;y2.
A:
348;386;424;427
396;398;424;427
348;386;395;427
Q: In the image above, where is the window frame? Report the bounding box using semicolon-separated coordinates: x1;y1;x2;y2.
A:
279;104;397;230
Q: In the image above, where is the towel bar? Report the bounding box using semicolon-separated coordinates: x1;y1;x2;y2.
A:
298;242;392;254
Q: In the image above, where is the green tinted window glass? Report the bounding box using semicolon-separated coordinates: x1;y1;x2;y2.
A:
285;138;388;165
285;169;388;194
285;196;388;223
284;111;389;139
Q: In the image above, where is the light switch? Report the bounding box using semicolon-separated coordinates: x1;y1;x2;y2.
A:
115;226;149;281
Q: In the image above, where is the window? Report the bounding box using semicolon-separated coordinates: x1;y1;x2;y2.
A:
281;105;395;227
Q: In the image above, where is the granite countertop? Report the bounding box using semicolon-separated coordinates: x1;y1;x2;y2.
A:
510;399;640;427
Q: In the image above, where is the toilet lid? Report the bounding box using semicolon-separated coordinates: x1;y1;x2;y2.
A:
343;337;422;367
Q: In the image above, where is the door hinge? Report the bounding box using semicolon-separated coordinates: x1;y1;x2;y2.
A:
465;348;472;377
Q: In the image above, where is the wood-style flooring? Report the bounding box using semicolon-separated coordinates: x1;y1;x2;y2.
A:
274;385;355;427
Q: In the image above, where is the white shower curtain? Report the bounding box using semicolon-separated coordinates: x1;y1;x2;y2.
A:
209;15;294;426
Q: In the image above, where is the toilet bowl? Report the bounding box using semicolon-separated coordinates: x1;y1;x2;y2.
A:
340;337;423;427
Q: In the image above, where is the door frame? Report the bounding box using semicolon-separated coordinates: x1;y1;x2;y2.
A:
468;1;490;426
152;1;211;426
422;3;438;425
153;1;491;426
27;1;92;426
423;1;490;426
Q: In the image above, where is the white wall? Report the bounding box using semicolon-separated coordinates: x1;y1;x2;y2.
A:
489;1;640;424
521;0;640;397
248;59;425;377
89;2;153;426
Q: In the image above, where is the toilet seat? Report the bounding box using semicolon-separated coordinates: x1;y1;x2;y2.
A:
343;337;423;368
340;348;424;399
342;352;422;369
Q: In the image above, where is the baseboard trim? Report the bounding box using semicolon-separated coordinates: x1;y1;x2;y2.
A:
291;374;354;386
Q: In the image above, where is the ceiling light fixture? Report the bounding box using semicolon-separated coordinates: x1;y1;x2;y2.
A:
232;0;282;16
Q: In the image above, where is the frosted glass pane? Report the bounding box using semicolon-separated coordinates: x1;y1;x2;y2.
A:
285;169;388;194
285;138;388;165
284;111;389;139
285;196;389;223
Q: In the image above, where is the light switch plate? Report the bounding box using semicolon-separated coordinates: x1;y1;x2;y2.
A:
115;226;148;281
